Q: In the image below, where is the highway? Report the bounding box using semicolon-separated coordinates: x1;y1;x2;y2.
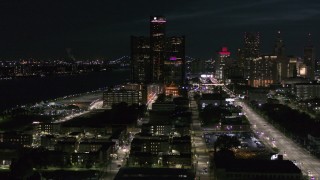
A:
237;100;320;179
53;99;103;123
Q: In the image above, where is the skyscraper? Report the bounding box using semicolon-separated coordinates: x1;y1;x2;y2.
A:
131;36;151;83
244;32;260;59
150;16;166;83
131;16;186;86
243;32;260;82
164;36;185;84
273;31;288;82
274;31;285;57
215;46;231;82
304;33;316;80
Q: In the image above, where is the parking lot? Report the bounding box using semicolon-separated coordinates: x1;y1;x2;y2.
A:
203;132;266;150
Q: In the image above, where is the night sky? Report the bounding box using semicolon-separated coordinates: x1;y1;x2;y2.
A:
0;0;319;60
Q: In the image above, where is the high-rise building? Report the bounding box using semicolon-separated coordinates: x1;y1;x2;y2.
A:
131;16;186;86
215;46;231;82
273;31;288;82
150;16;166;83
244;32;260;59
304;33;316;80
250;55;277;87
131;36;151;83
287;56;298;78
243;32;260;81
164;36;185;84
274;31;285;57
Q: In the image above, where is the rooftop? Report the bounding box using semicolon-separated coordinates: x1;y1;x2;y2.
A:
114;167;195;180
215;159;301;174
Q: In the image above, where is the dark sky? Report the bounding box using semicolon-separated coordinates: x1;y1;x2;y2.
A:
0;0;319;60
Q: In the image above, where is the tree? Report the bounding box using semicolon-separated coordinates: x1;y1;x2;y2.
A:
193;93;201;102
10;156;34;180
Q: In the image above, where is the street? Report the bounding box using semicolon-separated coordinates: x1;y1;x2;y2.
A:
237;100;320;179
190;95;211;180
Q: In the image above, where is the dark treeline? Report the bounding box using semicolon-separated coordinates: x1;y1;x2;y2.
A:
251;101;319;138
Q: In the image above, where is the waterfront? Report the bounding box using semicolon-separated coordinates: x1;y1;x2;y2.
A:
0;70;130;111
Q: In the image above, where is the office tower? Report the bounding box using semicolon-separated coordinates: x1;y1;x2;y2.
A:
131;36;151;83
150;16;166;83
250;55;277;87
244;32;260;59
215;46;231;82
243;32;260;82
273;31;288;82
164;36;185;84
287;56;298;78
304;33;316;80
131;16;186;86
274;31;285;57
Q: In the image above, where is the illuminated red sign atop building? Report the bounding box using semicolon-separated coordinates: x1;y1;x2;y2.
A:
218;47;231;56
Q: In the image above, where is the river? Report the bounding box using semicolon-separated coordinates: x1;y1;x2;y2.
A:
0;70;130;111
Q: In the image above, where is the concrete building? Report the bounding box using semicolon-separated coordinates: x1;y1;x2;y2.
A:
115;167;195;179
214;158;302;180
304;33;316;80
215;47;231;82
293;83;320;100
250;55;277;87
0;131;32;147
243;32;260;81
34;122;61;134
130;136;170;155
199;93;227;108
131;16;186;85
130;37;151;83
103;89;143;108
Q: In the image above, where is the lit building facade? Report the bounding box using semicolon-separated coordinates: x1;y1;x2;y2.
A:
103;89;143;108
34;122;61;134
131;16;186;86
150;16;166;83
131;36;151;83
0;132;32;147
215;47;231;82
250;55;277;87
164;36;185;84
293;83;320;100
273;31;289;82
304;34;316;80
243;32;260;82
287;56;298;78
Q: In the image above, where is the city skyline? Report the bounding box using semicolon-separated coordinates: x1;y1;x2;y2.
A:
0;0;319;59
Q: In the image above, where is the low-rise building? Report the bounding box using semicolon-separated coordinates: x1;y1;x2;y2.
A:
171;136;191;154
199;93;227;108
214;159;302;180
163;153;192;169
55;141;77;153
0;131;32;147
34;122;61;134
114;167;195;180
103;89;143;108
41;135;57;150
130;136;169;155
293;82;320;100
152;101;176;112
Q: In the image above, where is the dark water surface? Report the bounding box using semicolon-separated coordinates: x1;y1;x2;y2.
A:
0;70;130;111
